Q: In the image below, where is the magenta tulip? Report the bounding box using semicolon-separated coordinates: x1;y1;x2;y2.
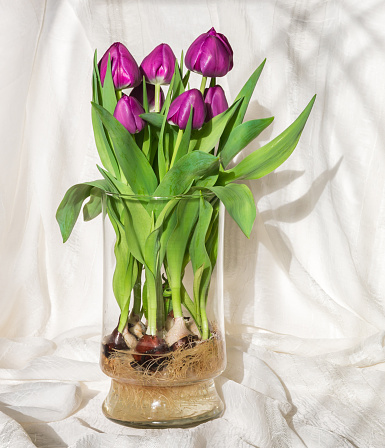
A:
113;95;145;134
140;43;176;85
130;82;165;112
167;89;206;130
99;42;141;90
185;28;233;78
204;85;228;121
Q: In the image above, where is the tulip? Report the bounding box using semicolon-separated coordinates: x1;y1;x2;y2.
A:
167;89;206;130
130;82;165;112
140;43;176;85
204;85;228;121
113;95;145;134
185;28;233;78
99;42;141;90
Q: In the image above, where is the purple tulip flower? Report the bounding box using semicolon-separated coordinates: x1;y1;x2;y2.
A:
113;95;145;134
130;82;165;112
140;43;176;85
167;89;206;130
204;85;228;121
185;28;233;78
99;42;141;90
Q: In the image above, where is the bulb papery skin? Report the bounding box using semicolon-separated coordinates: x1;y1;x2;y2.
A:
113;94;146;134
204;85;228;121
165;316;192;347
167;88;206;130
130;82;165;112
99;42;141;90
140;43;176;85
185;27;233;77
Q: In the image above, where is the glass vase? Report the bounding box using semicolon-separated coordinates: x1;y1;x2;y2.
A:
100;192;226;428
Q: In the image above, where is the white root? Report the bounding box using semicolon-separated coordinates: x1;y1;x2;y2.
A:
165;317;192;347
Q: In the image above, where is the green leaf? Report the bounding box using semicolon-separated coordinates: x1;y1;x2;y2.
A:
171;59;185;101
166;198;200;291
140;113;164;128
101;55;118;114
190;197;213;319
189;99;242;153
120;199;152;265
56;179;110;242
208;183;256;238
154;151;220;198
218;59;266;152
219;117;274;168
91;53;120;178
171;107;193;166
219;96;316;183
92;103;158;195
83;187;102;221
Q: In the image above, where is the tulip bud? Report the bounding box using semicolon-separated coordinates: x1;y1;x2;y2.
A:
130;82;165;112
167;89;206;130
140;43;176;85
113;95;146;134
185;28;233;78
99;42;141;90
204;85;228;121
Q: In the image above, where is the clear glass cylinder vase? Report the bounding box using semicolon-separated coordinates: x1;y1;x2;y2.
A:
100;192;226;428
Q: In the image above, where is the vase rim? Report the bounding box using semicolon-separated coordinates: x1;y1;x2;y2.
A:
102;190;216;201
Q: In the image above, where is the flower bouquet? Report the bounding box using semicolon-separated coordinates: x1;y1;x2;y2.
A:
56;28;315;427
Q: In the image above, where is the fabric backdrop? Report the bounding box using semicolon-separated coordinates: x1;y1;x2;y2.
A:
1;0;385;447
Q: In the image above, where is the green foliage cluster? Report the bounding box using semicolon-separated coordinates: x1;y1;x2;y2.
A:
56;52;315;337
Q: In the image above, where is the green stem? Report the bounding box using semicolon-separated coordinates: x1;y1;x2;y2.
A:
155;84;161;113
116;89;122;101
171;285;183;318
200;306;209;340
145;267;157;335
170;128;184;168
133;262;142;316
199;76;207;94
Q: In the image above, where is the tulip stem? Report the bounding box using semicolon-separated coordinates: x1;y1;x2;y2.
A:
155;84;161;113
199;76;207;94
170;129;184;168
116;90;122;101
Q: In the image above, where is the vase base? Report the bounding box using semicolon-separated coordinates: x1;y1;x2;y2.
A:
102;378;224;428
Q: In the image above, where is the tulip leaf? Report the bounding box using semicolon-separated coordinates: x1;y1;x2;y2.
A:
182;70;191;89
92;103;158;195
83;187;102;221
219;117;274;168
189;99;242;153
56;179;111;243
118;198;152;265
218;59;266;152
96;165;135;196
140;113;164;128
208;183;256;238
153;151;220;198
219;96;316;183
170;107;193;166
171;59;185;102
102;55;118;115
92;52;121;179
110;217;138;332
190;197;213;311
166;197;200;294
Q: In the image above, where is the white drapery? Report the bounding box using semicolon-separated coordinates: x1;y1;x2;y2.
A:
1;0;385;446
